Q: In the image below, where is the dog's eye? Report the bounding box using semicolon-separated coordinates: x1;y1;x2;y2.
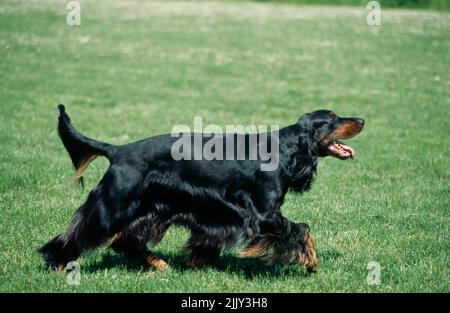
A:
329;112;336;117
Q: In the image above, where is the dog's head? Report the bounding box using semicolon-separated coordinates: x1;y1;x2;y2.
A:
298;110;364;159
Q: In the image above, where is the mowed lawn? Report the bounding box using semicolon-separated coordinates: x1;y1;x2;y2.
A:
0;0;449;292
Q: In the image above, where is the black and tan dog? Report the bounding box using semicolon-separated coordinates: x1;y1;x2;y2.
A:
39;105;364;272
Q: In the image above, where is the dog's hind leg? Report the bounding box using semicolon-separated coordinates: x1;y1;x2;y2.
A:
39;165;144;271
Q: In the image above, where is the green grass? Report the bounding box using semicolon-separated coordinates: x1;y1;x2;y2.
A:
255;0;450;11
255;0;450;10
0;0;449;292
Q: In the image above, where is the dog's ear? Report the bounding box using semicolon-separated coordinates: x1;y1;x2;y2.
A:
298;113;321;150
295;133;317;187
283;132;317;192
297;113;312;130
298;113;319;143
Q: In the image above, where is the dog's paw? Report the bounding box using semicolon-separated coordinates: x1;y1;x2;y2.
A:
146;252;170;271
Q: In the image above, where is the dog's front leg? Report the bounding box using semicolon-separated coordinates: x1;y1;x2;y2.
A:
240;215;318;272
296;224;318;273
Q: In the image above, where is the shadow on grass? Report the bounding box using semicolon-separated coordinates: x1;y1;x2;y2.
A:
80;248;343;279
82;252;149;273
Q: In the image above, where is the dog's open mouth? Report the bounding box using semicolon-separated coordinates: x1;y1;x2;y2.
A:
327;140;355;159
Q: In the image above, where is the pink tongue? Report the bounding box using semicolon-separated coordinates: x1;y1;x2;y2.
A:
329;141;355;158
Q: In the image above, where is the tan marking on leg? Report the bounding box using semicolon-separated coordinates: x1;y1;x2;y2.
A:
145;251;169;271
56;264;65;273
302;232;318;273
238;237;270;259
106;232;122;247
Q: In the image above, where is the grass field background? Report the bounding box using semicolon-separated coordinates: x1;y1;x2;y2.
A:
257;0;450;10
0;0;449;292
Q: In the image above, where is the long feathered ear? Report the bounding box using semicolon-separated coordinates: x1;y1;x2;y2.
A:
297;113;312;130
297;113;318;144
284;132;318;192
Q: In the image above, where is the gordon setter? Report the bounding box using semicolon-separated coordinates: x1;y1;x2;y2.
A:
39;105;364;273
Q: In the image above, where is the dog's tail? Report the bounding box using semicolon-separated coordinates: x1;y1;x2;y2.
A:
57;104;116;186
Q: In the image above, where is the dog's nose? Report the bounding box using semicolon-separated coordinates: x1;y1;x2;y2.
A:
357;118;365;126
